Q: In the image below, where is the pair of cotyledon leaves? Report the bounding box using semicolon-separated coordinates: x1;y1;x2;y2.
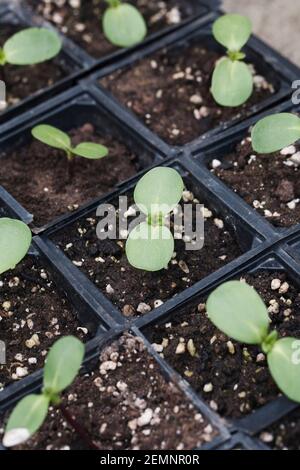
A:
103;9;254;106
207;281;300;404
31;125;109;160
126;167;184;272
211;14;253;107
0;220;83;448
0;27;61;66
3;336;84;448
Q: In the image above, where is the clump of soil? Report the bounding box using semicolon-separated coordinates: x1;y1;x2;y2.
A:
259;408;300;450
0;123;138;227
52;186;242;317
0;257;90;390
0;25;67;109
0;333;217;450
146;271;300;419
100;44;274;145
212;137;300;228
25;0;199;58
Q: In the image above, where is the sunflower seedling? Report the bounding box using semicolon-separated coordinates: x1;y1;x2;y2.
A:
125;167;184;271
211;14;253;107
3;336;87;448
103;0;147;48
0;218;32;275
31;124;109;177
0;27;62;107
252;113;300;154
207;281;300;403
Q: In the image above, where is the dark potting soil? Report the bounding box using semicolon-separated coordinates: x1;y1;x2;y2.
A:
25;0;196;58
146;271;300;419
212;137;300;228
0;25;67;109
0;123;138;227
258;407;300;450
0;333;217;450
0;257;90;390
100;45;274;146
52;186;242;317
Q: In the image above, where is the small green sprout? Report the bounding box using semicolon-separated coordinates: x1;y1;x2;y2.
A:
3;336;84;448
0;218;32;275
207;281;300;403
211;14;253;107
31;124;109;162
252;113;300;154
103;0;147;48
0;28;62;66
125;167;184;271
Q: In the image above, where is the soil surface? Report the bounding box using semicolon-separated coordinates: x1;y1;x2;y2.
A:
212;137;300;228
100;44;274;145
0;333;217;450
25;0;200;58
146;271;300;419
52;185;242;317
0;25;67;109
259;407;300;450
0;123;138;227
0;257;90;390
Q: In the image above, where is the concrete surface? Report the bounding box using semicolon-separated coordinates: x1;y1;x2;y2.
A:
223;0;300;67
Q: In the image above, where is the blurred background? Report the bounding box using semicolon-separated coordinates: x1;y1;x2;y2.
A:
223;0;299;66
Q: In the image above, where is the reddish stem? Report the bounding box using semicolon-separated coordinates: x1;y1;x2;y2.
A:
59;404;100;450
66;153;75;182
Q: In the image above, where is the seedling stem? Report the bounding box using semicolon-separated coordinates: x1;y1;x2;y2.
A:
59;405;100;450
106;0;121;7
261;330;279;354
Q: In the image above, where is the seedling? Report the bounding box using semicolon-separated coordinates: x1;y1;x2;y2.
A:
103;0;147;48
252;113;300;153
0;218;32;275
0;27;61;109
31;124;109;175
211;14;253;107
207;281;300;403
0;27;61;67
125;167;184;271
3;336;85;448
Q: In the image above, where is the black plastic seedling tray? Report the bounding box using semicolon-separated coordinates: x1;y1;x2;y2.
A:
0;323;231;451
0;1;88;125
138;247;300;449
26;152;300;450
30;155;271;328
215;432;269;450
1;0;300;451
0;83;168;232
0;238;110;412
2;142;300;451
20;0;212;66
82;12;297;154
190;98;300;237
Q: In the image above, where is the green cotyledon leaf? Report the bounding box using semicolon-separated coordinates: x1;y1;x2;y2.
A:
206;281;270;344
0;218;32;275
3;28;62;65
103;3;147;48
212;14;252;52
252;113;300;153
211;58;253;107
